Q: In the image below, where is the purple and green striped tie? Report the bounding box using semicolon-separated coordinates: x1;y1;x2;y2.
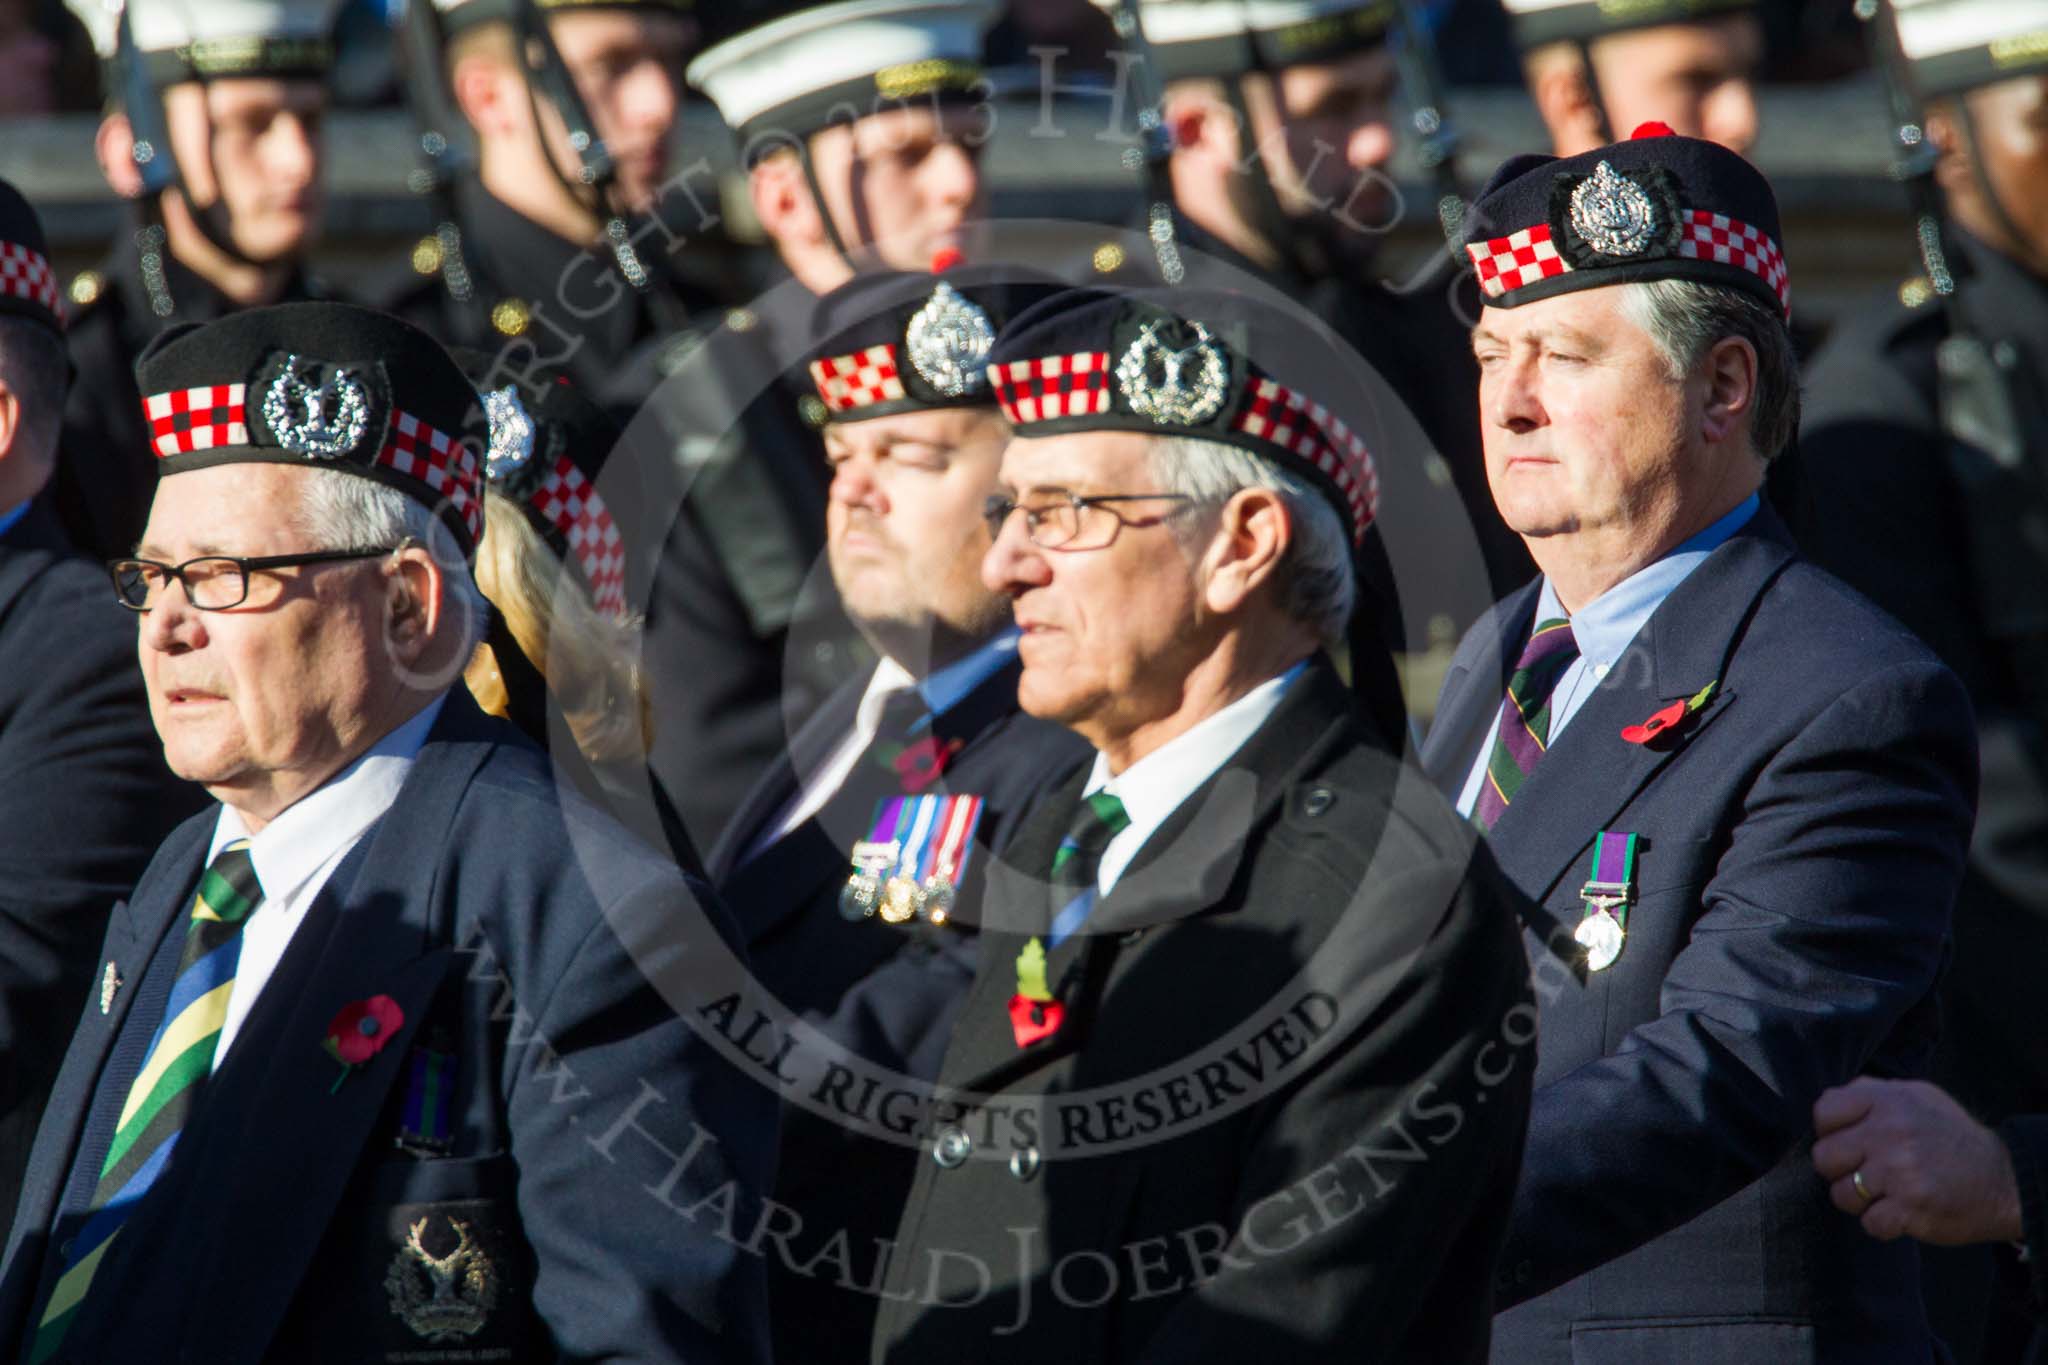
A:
30;839;263;1363
1046;792;1131;947
1473;618;1581;831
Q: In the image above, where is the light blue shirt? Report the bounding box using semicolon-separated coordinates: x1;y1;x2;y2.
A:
0;501;29;541
914;625;1021;724
1456;494;1759;819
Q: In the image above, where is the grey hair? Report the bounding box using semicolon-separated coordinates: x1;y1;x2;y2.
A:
294;469;492;656
1617;278;1800;461
1147;435;1355;647
0;316;67;467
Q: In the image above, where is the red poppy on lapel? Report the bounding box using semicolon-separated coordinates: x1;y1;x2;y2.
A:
323;995;405;1090
1621;681;1719;747
895;734;963;793
1008;994;1065;1048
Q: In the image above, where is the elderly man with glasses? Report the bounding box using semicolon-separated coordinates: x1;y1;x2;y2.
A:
869;287;1533;1364
0;302;773;1365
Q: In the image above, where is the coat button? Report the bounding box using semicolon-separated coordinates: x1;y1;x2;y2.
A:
1008;1145;1042;1181
1302;786;1335;817
932;1125;972;1168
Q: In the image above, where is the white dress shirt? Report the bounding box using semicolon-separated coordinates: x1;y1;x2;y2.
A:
205;694;444;1067
1082;661;1305;897
749;629;1021;859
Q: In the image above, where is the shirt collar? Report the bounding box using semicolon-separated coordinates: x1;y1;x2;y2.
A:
208;694;446;905
855;627;1023;733
1543;492;1760;663
918;627;1020;717
1082;659;1308;827
0;501;28;541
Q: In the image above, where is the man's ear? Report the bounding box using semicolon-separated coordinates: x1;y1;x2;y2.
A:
1925;101;1971;201
749;153;820;249
0;384;20;465
1201;487;1292;615
96;113;144;198
385;546;447;663
1699;334;1758;446
451;53;522;139
1163;84;1240;164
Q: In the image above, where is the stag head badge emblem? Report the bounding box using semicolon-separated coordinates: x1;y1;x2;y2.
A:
1116;319;1229;425
261;353;372;459
906;281;995;398
384;1214;500;1343
1569;161;1659;258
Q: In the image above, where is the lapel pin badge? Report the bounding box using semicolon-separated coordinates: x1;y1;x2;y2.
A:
99;961;122;1015
1621;680;1718;747
1008;937;1065;1048
323;994;405;1093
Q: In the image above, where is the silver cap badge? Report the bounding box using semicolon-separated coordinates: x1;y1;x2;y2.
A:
1569;161;1659;258
261;354;371;459
905;282;995;398
482;385;537;483
1116;319;1229;425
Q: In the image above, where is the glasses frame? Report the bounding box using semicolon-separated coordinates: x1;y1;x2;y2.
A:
107;546;403;613
982;491;1201;551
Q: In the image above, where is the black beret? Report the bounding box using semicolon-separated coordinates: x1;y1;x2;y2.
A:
986;286;1379;544
453;353;629;618
1461;121;1790;320
806;256;1069;421
135;302;485;557
0;177;63;335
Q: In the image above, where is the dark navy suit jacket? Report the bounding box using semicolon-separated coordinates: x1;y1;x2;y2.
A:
708;651;1089;1365
1421;506;1977;1364
0;691;775;1364
0;505;202;1225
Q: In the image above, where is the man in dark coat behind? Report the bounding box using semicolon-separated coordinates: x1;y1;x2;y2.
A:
0;302;773;1365
0;177;201;1232
703;261;1091;1363
1426;125;1976;1360
1082;0;1532;642
873;285;1535;1363
1793;5;2048;1355
622;0;1005;851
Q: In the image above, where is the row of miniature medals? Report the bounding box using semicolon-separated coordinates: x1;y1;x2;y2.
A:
840;791;984;926
839;709;985;926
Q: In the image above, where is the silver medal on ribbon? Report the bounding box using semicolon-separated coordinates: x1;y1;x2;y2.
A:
1574;907;1626;971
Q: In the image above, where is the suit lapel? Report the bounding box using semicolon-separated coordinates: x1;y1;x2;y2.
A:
1485;517;1797;902
705;669;866;885
945;661;1360;1093
0;818;208;1336
98;698;500;1365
